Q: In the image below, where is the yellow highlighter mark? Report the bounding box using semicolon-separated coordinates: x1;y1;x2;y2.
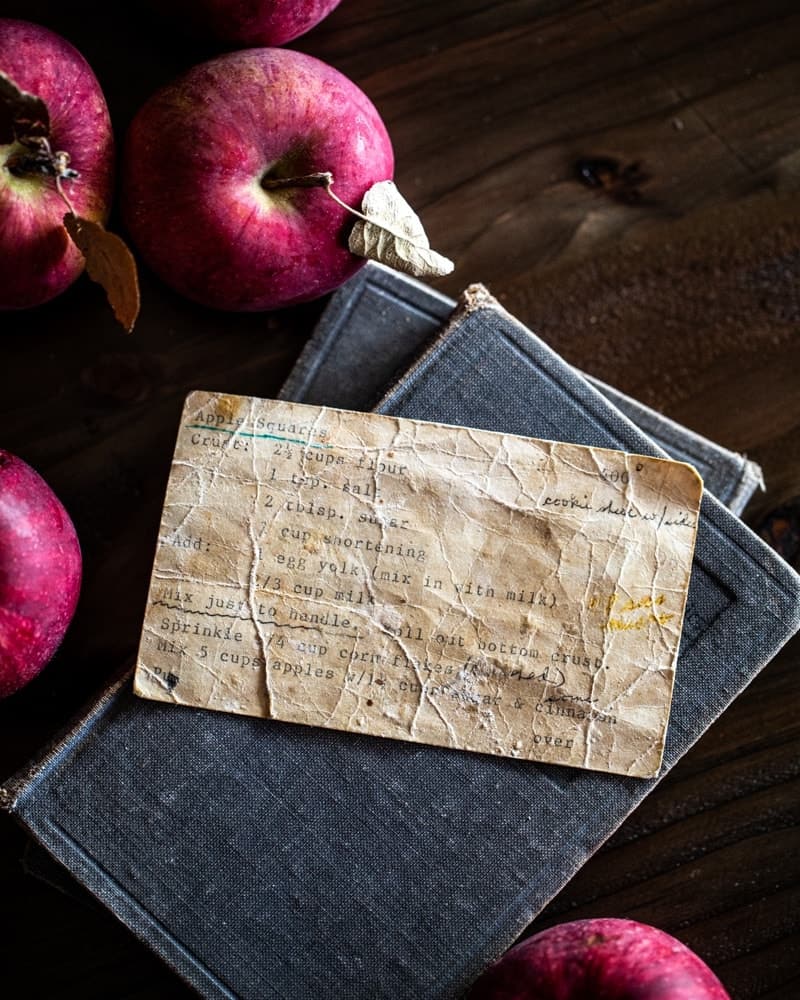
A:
606;612;675;631
588;592;675;631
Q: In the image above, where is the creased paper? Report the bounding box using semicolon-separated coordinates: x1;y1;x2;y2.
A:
134;392;703;777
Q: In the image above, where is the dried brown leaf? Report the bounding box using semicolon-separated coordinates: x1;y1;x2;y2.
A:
63;214;140;333
0;70;50;145
348;180;454;279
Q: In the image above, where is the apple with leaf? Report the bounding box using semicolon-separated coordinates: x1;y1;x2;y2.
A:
122;47;453;312
0;18;138;330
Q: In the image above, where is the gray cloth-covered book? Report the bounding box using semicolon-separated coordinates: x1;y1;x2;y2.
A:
2;286;797;1000
281;262;763;515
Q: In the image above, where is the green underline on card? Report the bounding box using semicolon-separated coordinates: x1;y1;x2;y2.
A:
185;424;332;449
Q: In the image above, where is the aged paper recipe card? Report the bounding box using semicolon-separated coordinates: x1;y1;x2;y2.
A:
135;391;703;777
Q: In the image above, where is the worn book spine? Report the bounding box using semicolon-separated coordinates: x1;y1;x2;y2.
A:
0;669;131;814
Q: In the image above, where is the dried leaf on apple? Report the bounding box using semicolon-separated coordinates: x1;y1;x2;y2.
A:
0;70;50;145
63;214;140;333
347;180;454;279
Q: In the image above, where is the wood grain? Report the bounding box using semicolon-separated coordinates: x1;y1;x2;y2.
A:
1;0;798;996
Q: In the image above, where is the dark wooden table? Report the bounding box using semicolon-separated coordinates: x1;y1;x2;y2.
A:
2;1;799;996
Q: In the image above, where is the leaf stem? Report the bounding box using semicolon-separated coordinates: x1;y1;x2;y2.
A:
54;174;77;217
323;181;373;225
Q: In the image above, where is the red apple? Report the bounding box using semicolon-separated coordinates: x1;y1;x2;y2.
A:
162;0;343;47
0;450;81;698
0;18;114;310
121;47;393;311
469;918;730;999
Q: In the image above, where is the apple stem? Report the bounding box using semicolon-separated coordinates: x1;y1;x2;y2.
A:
5;135;79;184
260;170;334;191
260;169;374;225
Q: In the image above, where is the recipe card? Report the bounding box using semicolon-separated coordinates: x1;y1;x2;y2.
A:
135;391;703;777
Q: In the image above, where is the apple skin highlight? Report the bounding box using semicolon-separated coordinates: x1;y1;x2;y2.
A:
122;48;394;312
468;918;731;1000
0;18;114;310
164;0;343;47
0;451;82;699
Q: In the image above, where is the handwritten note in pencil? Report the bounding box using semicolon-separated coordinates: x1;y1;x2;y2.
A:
135;392;703;777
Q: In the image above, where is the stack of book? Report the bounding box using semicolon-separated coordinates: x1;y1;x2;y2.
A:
2;264;797;999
